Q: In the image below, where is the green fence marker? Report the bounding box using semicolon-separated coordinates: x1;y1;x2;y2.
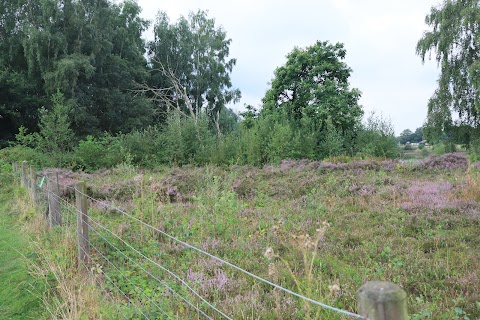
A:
38;176;45;188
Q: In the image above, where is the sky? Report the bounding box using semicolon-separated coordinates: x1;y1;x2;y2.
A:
135;0;442;135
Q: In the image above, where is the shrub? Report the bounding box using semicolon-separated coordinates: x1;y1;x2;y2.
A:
158;111;217;165
432;142;456;155
75;134;124;171
0;145;51;168
36;92;76;154
118;127;161;168
413;152;468;171
319;125;344;158
355;112;399;158
267;122;293;163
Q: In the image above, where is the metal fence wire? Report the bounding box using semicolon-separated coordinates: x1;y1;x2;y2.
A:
12;164;409;319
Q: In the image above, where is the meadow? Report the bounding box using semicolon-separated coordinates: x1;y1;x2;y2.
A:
32;152;479;319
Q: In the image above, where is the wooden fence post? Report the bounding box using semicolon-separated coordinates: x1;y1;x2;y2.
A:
357;281;407;320
29;165;37;202
21;161;28;187
75;181;89;268
47;172;62;227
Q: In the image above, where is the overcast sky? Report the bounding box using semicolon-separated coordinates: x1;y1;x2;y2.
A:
136;0;442;135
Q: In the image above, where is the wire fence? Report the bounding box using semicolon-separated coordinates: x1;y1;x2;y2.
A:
11;161;409;320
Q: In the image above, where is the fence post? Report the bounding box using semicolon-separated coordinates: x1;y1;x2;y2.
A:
29;165;37;202
357;281;407;320
75;181;89;268
21;161;28;187
47;172;62;227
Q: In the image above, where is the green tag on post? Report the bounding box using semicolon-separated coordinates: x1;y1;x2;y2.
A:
38;176;45;188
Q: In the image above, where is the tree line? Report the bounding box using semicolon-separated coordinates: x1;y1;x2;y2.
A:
1;0;479;168
0;0;239;141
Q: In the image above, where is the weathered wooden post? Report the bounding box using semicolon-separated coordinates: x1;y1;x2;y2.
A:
29;165;37;202
357;281;407;320
47;172;62;227
21;161;28;187
75;181;89;268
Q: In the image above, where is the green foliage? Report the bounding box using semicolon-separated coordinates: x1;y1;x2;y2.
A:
398;127;423;144
149;10;240;131
0;0;153;138
262;40;363;136
159;111;216;165
267;121;294;163
320;120;345;158
36;92;76;154
432;142;457;155
0;145;51;167
75;135;125;171
15;126;37;148
417;0;480;143
355;112;399;158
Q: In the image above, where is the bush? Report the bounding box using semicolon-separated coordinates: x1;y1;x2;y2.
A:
432;142;456;155
413;152;468;171
355;112;399;158
320;125;344;158
75;135;123;171
158;111;217;165
0;146;51;168
267;121;293;163
119;127;161;168
36;92;76;153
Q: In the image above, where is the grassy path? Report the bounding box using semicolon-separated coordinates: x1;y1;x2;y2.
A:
0;174;43;319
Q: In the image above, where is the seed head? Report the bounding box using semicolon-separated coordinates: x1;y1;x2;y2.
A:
264;247;275;260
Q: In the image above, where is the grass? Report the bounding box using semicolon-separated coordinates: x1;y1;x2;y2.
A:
9;154;480;319
35;154;476;319
0;167;113;320
0;174;43;319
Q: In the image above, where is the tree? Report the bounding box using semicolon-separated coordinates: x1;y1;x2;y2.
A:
0;0;154;139
261;41;363;136
417;0;480;135
398;129;413;144
148;10;241;134
356;112;398;158
36;92;76;154
0;0;48;143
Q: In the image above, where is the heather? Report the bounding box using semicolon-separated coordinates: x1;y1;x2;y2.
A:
34;153;480;319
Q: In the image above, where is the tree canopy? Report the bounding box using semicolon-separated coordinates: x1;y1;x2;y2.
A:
148;10;241;133
262;41;363;135
417;0;480;132
398;127;423;144
0;0;154;138
1;2;403;166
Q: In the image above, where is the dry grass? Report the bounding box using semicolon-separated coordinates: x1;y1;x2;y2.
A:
11;177;111;319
